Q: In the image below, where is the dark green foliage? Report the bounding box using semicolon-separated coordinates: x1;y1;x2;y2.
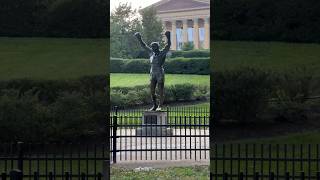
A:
110;84;209;107
213;0;320;43
270;67;315;122
212;67;318;123
182;42;194;51
110;57;209;74
170;50;210;58
110;2;142;58
0;0;108;38
140;6;164;46
213;68;274;123
165;58;209;74
0;76;108;142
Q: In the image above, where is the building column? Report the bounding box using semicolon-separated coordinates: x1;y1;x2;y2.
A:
193;18;199;49
182;19;188;45
171;20;177;50
204;17;210;49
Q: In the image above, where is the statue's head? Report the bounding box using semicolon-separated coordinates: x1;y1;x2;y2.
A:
150;42;160;53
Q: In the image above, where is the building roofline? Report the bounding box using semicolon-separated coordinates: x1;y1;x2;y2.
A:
142;0;209;12
157;6;209;14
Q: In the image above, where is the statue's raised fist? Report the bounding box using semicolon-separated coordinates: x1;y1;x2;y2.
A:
134;32;141;39
165;31;170;37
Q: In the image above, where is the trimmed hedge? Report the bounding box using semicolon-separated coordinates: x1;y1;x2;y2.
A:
110;57;209;74
0;67;317;142
213;67;316;123
110;84;209;107
170;50;210;58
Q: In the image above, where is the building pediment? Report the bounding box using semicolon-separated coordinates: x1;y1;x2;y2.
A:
151;0;210;13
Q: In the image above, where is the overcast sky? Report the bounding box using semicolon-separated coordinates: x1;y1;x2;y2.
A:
110;0;162;11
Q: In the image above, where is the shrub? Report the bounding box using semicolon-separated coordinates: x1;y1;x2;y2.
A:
213;68;274;123
110;57;209;74
110;84;209;107
170;50;210;58
165;57;209;74
182;42;194;51
270;67;314;122
0;76;108;142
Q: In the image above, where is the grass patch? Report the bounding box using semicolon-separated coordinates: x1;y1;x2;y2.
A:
111;166;209;180
110;73;209;88
0;37;107;80
213;41;320;76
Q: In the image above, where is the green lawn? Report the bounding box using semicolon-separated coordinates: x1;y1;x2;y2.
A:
213;41;320;75
1;38;320;80
0;37;108;80
111;166;209;180
110;73;209;87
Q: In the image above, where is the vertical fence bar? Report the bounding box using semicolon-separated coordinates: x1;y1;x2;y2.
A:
2;173;7;180
81;173;86;180
230;144;233;180
261;144;264;179
223;172;228;180
285;172;290;180
97;173;102;180
65;172;70;180
34;172;39;180
254;172;259;180
239;172;244;180
276;144;279;180
10;170;22;180
48;172;53;180
293;144;296;180
17;142;24;172
300;172;305;180
308;144;311;180
113;116;117;164
269;172;274;180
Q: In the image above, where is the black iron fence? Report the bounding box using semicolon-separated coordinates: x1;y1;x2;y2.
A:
0;143;109;180
211;144;320;180
109;115;210;163
110;105;210;118
1;142;320;179
210;171;320;180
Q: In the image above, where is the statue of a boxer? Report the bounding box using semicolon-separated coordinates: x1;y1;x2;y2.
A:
134;31;171;111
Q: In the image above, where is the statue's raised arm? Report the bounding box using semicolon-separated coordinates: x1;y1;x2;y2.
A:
134;32;152;54
162;31;171;53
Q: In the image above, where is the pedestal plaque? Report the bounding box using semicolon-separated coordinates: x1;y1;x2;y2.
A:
136;111;173;136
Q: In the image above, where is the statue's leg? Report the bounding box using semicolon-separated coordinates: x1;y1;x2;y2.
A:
156;73;165;111
150;75;157;111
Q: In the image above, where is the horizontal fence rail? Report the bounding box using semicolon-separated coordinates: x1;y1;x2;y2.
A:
211;144;320;180
109;106;210;163
110;106;210;118
210;171;320;180
0;143;109;180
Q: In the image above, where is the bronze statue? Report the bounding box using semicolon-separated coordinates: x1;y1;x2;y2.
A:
134;31;171;111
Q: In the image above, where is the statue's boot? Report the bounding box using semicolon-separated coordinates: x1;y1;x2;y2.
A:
156;96;164;111
149;96;157;111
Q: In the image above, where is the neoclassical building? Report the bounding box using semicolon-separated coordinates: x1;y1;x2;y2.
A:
149;0;210;50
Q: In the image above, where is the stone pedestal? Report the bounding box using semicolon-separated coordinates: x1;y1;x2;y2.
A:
136;111;173;136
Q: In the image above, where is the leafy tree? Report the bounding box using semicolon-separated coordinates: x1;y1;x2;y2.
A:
140;6;164;46
110;2;142;58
